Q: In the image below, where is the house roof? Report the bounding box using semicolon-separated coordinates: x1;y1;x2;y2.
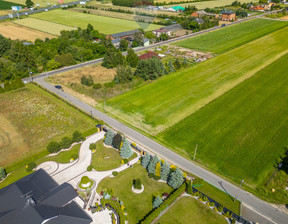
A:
195;17;204;24
0;169;92;224
164;24;182;31
110;29;140;38
139;51;161;60
172;6;185;11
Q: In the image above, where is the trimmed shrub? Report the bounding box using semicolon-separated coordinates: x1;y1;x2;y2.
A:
0;167;7;179
60;137;73;149
47;141;61;154
141;153;151;168
72;131;84;142
89;143;96;151
112;171;118;176
186;180;193;195
133;178;142;189
153;196;163;208
101;199;125;224
87;165;93;171
148;173;155;178
26;162;36;172
120;139;133;159
112;133;122;150
218;205;224;213
81;176;90;184
71;153;78;160
93;83;102;89
168;168;184;189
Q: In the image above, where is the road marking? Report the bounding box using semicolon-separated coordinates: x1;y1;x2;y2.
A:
242;203;277;224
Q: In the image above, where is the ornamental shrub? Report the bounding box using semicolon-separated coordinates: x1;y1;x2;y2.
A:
26;162;36;172
141;152;151;168
112;133;122;150
60;137;73;149
104;129;115;145
186;180;193;195
160;162;170;181
87;165;93;171
71;153;78;160
155;162;161;179
81;176;90;184
218;205;224;213
153;196;163;208
47;141;61;154
0;167;7;179
133;178;142;189
93;83;102;89
120;139;133;159
89;143;96;151
72;131;84;142
112;171;118;176
168;168;184;189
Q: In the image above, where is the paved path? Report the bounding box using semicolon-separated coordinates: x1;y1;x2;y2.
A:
34;77;288;224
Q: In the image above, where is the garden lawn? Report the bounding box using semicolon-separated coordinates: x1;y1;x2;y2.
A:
97;163;172;223
173;19;288;54
91;140;137;171
0;83;96;170
157;196;227;224
159;53;288;188
30;9;162;34
106;26;288;135
14;17;76;36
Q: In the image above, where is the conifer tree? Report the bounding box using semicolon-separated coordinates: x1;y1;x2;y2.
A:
155;162;161;179
168;168;184;189
160;161;170;181
120;139;133;158
0;167;6;179
141;152;150;168
112;133;122;150
153;196;163;208
104;129;115;145
147;155;159;174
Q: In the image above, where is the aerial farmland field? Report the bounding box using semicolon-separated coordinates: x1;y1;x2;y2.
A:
106;26;288;134
14;17;76;35
0;22;56;40
174;19;288;54
30;9;162;34
158;53;288;188
3;0;60;7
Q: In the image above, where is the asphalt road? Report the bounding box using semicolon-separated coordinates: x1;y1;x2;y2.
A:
34;77;288;224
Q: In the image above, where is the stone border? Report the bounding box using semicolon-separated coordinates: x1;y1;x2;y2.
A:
132;184;144;194
77;179;96;192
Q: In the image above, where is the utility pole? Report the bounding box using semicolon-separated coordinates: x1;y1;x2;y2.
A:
193;144;198;160
234;180;244;202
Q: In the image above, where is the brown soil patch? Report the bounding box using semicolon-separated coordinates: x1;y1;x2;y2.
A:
0;22;55;41
0;115;29;167
280;15;288;20
53;64;116;85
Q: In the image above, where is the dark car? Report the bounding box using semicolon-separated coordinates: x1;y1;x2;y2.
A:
221;24;226;27
54;85;62;89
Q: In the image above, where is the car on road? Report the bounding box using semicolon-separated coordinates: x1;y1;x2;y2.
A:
221;24;226;27
54;85;62;90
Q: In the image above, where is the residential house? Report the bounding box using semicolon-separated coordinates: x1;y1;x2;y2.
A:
107;29;140;40
153;28;170;37
191;10;219;18
250;6;265;11
111;38;121;48
260;3;272;10
172;6;185;12
221;11;236;21
195;17;204;25
139;51;161;60
143;38;150;47
0;169;92;224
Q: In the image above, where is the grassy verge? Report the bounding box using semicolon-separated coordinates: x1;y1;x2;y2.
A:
173;19;288;54
91;140;137;171
157;196;227;224
97;163;173;223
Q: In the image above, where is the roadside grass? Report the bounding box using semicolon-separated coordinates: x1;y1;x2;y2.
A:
91;139;137;171
173;19;288;54
13;17;76;35
30;9;162;34
158;53;288;191
4;0;59;7
0;22;56;41
157;196;227;224
0;83;96;169
0;0;24;10
97;163;173;223
106;26;288;135
195;181;240;215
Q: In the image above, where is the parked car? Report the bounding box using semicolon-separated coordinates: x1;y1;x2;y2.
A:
54;85;62;90
221;24;226;27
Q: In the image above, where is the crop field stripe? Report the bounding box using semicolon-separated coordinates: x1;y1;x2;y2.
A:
30;9;162;34
107;26;288;135
168;0;258;8
173;19;288;54
159;53;288;187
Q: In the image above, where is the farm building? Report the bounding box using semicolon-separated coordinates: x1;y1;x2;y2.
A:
191;10;219;18
139;51;161;60
166;6;185;12
153;28;171;37
0;169;92;224
108;29;141;40
153;24;182;37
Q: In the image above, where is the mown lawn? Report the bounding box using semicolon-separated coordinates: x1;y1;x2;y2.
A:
174;19;288;54
0;0;24;10
91;140;137;171
159;53;288;189
0;83;96;169
106;27;288;135
97;163;173;223
157;196;227;224
30;9;162;34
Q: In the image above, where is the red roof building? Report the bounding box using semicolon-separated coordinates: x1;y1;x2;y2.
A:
139;51;161;60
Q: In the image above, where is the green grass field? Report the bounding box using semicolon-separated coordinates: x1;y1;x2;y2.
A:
0;83;96;169
30;9;162;34
97;163;172;223
159;53;288;188
174;19;288;54
106;26;288;135
14;17;76;35
157;196;227;224
91;140;137;171
0;0;24;10
4;0;59;7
